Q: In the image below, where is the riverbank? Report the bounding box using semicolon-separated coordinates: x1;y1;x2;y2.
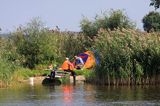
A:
19;75;86;85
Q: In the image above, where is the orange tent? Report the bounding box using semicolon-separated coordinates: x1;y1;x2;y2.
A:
83;51;96;69
74;51;96;69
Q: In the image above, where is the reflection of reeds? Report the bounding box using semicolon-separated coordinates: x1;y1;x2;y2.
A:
90;29;160;85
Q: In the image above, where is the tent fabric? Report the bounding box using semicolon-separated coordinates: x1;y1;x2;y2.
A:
77;53;88;64
75;51;96;69
83;51;96;69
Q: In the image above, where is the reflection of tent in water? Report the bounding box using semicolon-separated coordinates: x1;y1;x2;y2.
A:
74;51;98;69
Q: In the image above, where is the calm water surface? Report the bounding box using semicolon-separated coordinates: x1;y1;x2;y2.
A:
0;82;160;106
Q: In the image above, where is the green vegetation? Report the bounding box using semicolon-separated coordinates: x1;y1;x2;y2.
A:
88;29;160;85
12;68;49;81
0;18;91;86
0;59;15;83
80;10;135;38
150;0;160;10
9;18;90;69
142;11;160;32
0;37;15;86
0;9;160;86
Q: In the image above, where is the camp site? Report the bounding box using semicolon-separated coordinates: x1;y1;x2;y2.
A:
1;0;160;106
41;50;98;85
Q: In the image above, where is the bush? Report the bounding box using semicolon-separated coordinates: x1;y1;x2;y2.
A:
9;18;90;69
80;10;135;38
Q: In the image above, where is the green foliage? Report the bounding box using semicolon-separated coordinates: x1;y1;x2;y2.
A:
5;18;91;69
80;10;135;38
107;10;135;30
0;58;15;82
150;0;160;10
80;18;98;38
92;29;160;85
1;15;160;86
0;37;16;82
74;69;91;75
83;70;96;80
12;67;50;80
74;70;84;75
60;33;92;60
142;11;160;32
8;18;46;68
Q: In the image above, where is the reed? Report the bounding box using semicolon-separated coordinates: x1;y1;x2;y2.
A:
89;28;160;85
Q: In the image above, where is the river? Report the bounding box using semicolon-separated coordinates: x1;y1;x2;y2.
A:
0;81;160;106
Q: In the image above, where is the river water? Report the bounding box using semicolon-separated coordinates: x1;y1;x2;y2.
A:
0;82;160;106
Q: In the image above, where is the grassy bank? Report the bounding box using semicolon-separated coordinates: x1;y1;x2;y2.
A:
0;66;91;87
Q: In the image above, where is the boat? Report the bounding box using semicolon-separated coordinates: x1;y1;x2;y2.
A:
42;71;70;85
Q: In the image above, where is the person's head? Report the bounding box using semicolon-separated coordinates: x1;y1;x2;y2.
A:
48;64;53;69
74;56;78;59
66;57;69;60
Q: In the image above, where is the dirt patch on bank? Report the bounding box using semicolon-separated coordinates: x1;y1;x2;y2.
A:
27;75;85;85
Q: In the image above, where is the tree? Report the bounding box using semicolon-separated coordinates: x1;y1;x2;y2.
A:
10;18;51;69
80;10;135;38
150;0;160;10
107;10;135;30
142;11;160;32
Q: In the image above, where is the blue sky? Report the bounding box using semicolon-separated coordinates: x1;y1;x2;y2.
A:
0;0;156;33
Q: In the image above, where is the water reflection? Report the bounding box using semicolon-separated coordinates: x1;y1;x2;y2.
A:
0;83;160;106
62;85;74;105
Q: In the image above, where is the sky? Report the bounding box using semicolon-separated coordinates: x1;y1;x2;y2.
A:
0;0;157;33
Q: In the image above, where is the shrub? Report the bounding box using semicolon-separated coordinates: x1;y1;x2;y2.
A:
80;10;135;38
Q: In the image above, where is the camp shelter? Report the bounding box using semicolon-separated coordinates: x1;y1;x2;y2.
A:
75;51;96;69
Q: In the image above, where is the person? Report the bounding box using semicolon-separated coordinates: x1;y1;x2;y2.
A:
74;56;84;69
48;64;56;79
48;64;53;70
49;69;55;79
61;57;76;82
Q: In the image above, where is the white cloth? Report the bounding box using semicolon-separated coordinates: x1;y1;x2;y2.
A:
77;57;84;65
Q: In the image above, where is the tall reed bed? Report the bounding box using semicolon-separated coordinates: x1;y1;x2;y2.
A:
90;28;160;85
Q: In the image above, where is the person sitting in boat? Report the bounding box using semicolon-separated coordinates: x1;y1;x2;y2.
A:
49;69;55;79
60;57;76;82
48;64;57;79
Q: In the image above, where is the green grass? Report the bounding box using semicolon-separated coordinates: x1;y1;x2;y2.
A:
12;67;50;81
75;69;94;78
